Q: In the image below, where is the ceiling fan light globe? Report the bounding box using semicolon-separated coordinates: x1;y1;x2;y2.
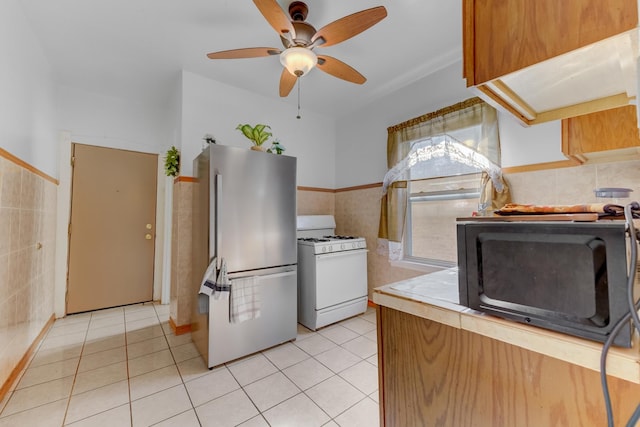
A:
280;47;317;77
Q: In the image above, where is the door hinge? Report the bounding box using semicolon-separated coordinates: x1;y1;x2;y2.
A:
68;223;72;235
71;156;75;167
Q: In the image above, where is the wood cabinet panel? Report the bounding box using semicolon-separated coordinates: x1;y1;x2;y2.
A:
464;0;637;86
562;105;640;162
378;307;467;427
378;306;640;427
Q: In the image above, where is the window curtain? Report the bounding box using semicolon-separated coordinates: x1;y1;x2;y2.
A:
378;97;508;257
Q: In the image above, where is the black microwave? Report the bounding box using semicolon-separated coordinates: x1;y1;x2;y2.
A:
457;220;635;347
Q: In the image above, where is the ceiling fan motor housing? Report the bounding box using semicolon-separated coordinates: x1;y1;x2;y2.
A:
288;1;308;21
281;21;316;48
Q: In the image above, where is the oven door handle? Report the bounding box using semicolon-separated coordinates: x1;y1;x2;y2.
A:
316;249;368;259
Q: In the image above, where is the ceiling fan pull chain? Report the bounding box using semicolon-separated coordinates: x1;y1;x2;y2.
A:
297;78;302;119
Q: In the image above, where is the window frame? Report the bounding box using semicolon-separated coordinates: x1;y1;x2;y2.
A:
401;119;488;267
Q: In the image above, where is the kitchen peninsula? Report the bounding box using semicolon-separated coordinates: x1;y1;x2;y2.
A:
373;269;640;426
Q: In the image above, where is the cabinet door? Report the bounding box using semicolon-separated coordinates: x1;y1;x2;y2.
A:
464;0;637;86
562;105;640;162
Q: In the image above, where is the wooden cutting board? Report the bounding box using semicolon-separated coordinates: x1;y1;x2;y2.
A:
457;213;600;222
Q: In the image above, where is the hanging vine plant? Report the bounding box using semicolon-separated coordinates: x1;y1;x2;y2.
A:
164;146;180;177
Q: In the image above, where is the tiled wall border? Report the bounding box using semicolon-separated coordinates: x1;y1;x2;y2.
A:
173;176;383;194
0;147;58;185
502;159;580;174
175;176;197;183
298;186;334;193
299;183;383;193
0;147;59;401
335;183;383;193
0;315;55;402
169;317;192;336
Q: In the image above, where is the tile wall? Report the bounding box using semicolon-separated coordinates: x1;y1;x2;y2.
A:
335;187;426;298
170;158;640;325
335;159;640;298
505;159;640;205
296;189;335;215
0;155;57;393
170;180;194;329
169;186;337;330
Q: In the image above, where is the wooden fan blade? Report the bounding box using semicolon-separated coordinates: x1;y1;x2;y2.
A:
311;6;387;48
279;68;297;97
317;55;366;84
207;47;281;59
253;0;296;38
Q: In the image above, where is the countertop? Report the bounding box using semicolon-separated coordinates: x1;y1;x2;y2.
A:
373;268;640;384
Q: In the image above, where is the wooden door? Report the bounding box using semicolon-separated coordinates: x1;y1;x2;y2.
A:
67;143;158;314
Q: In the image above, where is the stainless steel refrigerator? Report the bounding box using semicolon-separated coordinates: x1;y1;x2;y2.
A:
191;144;297;368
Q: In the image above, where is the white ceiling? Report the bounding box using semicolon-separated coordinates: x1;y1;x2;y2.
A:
19;0;462;119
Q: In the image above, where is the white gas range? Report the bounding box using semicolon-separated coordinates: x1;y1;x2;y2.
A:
297;235;367;254
296;216;368;330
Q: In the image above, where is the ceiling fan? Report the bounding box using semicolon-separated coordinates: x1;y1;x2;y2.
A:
206;0;388;98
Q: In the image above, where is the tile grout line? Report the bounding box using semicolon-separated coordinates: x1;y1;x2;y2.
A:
124;306;134;427
62;308;126;426
222;360;265;424
0;306;378;426
61;305;161;425
0;315;87;420
153;303;203;426
252;315;376;424
54;310;90;426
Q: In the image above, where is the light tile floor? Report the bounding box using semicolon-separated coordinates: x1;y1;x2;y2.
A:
0;303;380;427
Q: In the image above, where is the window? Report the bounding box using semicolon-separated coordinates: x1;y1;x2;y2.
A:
406;174;481;265
379;98;506;268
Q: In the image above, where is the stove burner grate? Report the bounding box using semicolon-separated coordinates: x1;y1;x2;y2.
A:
298;237;330;243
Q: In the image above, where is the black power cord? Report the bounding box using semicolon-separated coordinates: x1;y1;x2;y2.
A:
600;202;640;427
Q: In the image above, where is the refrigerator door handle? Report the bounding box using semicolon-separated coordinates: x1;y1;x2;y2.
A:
258;271;297;281
215;173;222;269
228;268;297;281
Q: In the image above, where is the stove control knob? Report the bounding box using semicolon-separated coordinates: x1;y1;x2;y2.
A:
327;245;332;252
322;246;327;253
352;243;356;249
341;244;345;250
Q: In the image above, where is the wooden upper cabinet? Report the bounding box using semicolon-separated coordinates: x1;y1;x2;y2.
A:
562;105;640;163
463;0;639;126
464;0;638;85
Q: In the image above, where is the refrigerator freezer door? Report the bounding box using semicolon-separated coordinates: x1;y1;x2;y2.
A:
210;144;297;273
207;267;297;367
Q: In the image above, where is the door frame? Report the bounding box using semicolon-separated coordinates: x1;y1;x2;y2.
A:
54;133;169;317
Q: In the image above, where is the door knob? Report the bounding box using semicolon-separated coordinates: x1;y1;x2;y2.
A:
146;224;153;230
145;234;152;240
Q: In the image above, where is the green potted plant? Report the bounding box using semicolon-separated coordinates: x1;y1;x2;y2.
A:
236;123;272;151
164;146;180;177
267;139;286;155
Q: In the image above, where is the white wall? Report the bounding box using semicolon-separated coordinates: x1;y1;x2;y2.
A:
335;62;473;188
56;85;172;155
336;60;567;188
499;114;565;167
0;0;57;177
180;71;336;188
54;84;178;315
